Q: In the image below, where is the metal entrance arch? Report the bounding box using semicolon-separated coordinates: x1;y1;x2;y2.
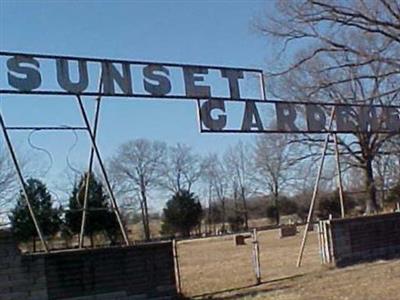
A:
0;51;265;252
1;51;399;262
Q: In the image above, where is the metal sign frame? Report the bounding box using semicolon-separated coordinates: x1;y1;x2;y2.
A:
0;51;265;100
0;51;265;252
1;51;399;256
0;79;131;251
196;98;400;134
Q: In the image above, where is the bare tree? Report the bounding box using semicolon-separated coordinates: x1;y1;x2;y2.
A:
202;153;229;233
253;134;300;224
202;153;217;234
224;141;255;229
256;0;400;213
0;146;17;210
256;0;400;72
161;143;202;194
374;137;400;205
110;139;166;241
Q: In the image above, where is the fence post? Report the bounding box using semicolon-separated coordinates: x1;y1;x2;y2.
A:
252;229;261;285
317;221;324;264
172;239;182;295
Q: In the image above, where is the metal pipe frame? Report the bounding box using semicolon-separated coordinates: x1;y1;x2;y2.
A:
0;111;49;252
0;51;262;73
5;126;87;131
260;72;267;101
2;90;399;109
75;95;130;246
333;133;345;218
199;129;400;134
79;75;103;248
296;107;336;268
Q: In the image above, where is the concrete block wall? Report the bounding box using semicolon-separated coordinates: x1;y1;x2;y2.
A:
329;212;400;267
0;230;177;299
0;230;48;300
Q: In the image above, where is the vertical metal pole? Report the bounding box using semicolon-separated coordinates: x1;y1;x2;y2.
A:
0;112;49;253
296;107;336;267
195;99;204;133
322;221;330;263
317;221;323;264
327;221;335;265
252;228;261;284
79;77;103;248
333;133;345;218
260;73;267;101
76;96;130;246
172;239;182;295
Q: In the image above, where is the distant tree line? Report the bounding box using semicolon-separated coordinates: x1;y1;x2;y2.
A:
5;130;400;247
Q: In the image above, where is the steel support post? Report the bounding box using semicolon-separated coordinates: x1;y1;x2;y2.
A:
75;96;130;246
260;73;267;101
172;239;182;295
252;228;261;284
79;78;103;248
296;107;336;267
333;133;345;218
0;111;49;252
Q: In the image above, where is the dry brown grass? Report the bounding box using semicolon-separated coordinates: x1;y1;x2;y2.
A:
177;227;400;299
177;227;321;297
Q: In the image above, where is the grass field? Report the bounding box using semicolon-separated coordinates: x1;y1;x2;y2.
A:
177;227;400;299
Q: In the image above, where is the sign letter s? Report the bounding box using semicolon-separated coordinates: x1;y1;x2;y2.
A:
7;56;42;91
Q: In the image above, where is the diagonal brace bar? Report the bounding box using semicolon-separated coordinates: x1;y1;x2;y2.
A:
0;111;49;252
79;76;103;248
75;95;130;246
78;98;102;248
296;107;336;267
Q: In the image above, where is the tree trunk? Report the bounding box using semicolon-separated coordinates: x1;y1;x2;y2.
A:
364;159;378;214
241;187;249;230
272;180;281;225
142;193;150;241
274;190;280;225
139;197;150;241
221;198;226;233
140;178;151;241
207;184;212;235
233;185;239;218
32;236;36;253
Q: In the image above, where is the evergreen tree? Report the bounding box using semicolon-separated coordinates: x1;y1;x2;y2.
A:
65;173;120;246
9;178;62;250
162;190;203;237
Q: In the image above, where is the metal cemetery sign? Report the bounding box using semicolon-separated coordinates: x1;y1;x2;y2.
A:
1;51;399;253
198;99;400;134
0;51;263;100
1;51;399;134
